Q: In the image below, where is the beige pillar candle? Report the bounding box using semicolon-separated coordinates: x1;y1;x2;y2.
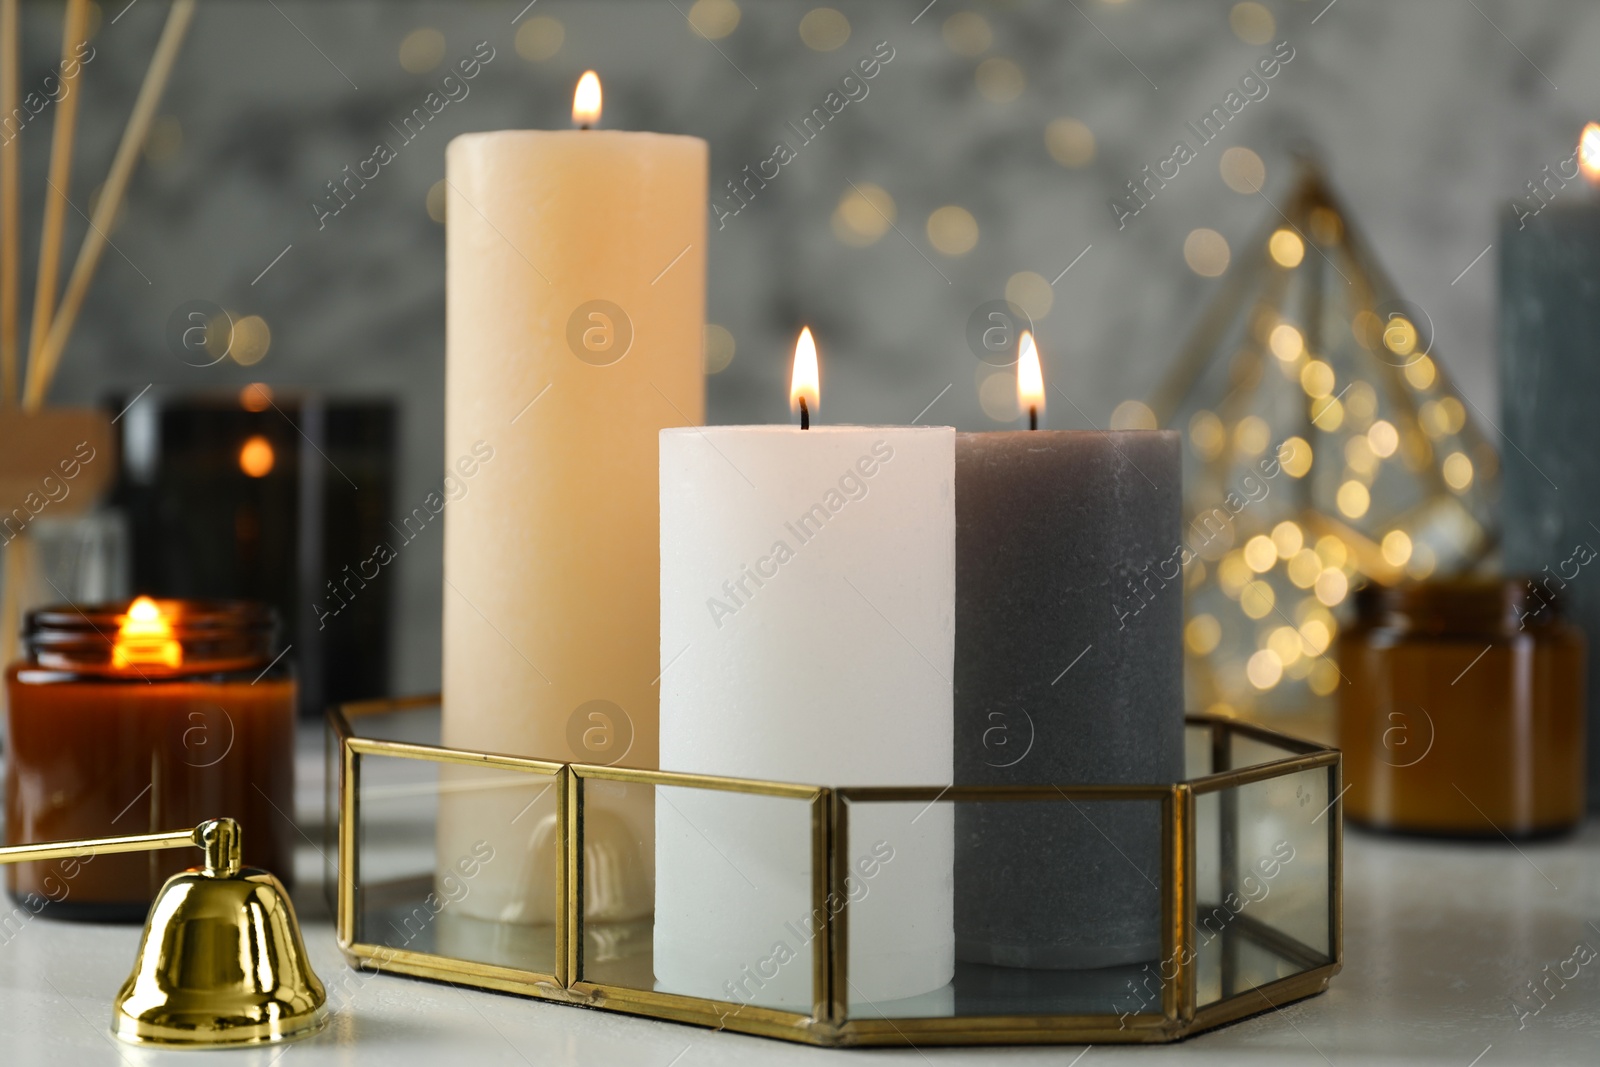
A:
439;73;706;928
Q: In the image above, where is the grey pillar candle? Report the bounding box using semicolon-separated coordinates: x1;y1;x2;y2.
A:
1500;191;1600;806
954;427;1183;969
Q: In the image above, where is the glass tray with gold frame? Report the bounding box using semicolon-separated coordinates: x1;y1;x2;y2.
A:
327;698;1341;1047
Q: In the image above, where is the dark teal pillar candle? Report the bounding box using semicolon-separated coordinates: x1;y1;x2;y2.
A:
954;429;1184;969
1500;201;1600;807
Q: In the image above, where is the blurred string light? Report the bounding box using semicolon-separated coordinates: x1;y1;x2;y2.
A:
204;312;271;367
942;11;992;56
1004;271;1053;320
229;315;271;366
687;0;740;40
1190;410;1225;459
426;179;447;223
799;7;850;51
1187;613;1221;655
1220;147;1266;193
1269;228;1305;267
1269;323;1303;361
1110;399;1157;430
1184;228;1231;277
927;205;978;256
975;57;1024;102
977;366;1021;422
1229;2;1275;44
1045;117;1096;168
1146;160;1498;721
704;324;736;374
398;28;445;74
831;182;894;246
516;16;565;59
1234;414;1270;455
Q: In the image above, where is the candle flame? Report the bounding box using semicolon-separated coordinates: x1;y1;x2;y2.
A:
573;70;602;128
1581;123;1600;184
790;326;820;419
113;596;183;670
1016;330;1045;418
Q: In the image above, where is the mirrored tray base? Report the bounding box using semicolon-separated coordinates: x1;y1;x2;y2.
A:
328;698;1341;1047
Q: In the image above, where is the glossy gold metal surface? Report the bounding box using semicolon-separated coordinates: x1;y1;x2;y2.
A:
0;817;326;1048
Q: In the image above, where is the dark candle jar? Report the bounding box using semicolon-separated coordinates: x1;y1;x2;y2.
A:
1338;579;1585;838
5;598;296;920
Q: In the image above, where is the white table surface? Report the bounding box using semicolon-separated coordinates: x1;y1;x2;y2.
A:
2;736;1598;1066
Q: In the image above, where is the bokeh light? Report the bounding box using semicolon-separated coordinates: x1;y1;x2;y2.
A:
1269;229;1305;268
976;57;1025;102
1219;146;1265;193
1005;271;1054;321
516;16;565;58
704;324;736;374
942;11;992;55
1111;400;1158;430
398;28;445;74
1184;229;1231;277
799;7;850;50
1045;117;1096;168
1230;2;1275;44
687;0;740;39
831;183;895;246
927;205;979;256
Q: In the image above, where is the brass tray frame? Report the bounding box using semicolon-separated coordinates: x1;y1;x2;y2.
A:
329;697;1341;1047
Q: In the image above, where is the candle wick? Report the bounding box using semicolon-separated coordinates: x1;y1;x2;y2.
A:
799;397;810;431
1029;406;1038;431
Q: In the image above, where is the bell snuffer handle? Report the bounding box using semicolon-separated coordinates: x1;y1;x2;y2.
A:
0;817;239;874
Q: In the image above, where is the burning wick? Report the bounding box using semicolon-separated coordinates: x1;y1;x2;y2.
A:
1580;122;1600;185
113;596;183;670
573;70;602;131
1017;330;1045;431
790;326;820;431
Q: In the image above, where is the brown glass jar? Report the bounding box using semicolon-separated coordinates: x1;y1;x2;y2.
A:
1338;579;1585;838
5;598;296;920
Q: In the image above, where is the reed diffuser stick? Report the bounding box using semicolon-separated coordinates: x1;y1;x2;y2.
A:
1;0;21;407
27;0;91;375
0;531;33;684
24;0;195;411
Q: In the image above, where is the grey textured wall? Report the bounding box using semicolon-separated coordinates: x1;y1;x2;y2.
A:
11;0;1594;696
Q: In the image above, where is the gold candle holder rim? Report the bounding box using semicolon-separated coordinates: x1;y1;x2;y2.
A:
330;698;1342;1048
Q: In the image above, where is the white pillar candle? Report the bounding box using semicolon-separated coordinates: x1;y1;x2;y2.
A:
656;333;955;1008
440;74;706;925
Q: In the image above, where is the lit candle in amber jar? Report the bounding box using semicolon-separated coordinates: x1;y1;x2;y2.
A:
4;598;296;920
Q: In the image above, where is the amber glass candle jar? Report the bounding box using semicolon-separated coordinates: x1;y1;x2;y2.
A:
5;598;295;920
1338;579;1585;837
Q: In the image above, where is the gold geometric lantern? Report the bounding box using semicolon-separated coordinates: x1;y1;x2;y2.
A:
1150;159;1498;726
